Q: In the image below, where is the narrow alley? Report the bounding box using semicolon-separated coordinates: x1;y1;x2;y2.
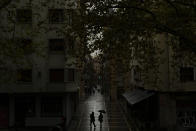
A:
68;90;130;131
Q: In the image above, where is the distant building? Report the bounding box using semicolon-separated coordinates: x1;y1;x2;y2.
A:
0;0;80;128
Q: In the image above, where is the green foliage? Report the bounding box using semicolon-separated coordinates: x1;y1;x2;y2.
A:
76;0;196;89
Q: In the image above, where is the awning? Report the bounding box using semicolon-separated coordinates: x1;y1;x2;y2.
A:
122;89;154;105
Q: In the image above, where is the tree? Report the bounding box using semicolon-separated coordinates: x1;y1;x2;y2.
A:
75;0;196;93
81;0;196;51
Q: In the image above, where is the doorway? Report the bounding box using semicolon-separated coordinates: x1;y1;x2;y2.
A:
15;96;35;127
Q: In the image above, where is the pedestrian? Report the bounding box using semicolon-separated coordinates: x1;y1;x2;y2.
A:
98;112;103;127
90;112;96;128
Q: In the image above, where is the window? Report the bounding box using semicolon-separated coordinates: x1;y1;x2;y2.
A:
17;39;33;54
179;38;196;53
49;69;64;83
7;10;14;19
41;96;62;117
68;68;75;82
17;69;32;82
15;96;35;117
49;39;65;52
180;67;194;82
49;9;64;24
16;9;32;24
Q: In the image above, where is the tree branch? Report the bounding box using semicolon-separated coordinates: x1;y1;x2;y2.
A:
173;0;196;10
155;23;196;51
164;0;180;16
107;5;157;21
108;3;196;49
0;0;12;10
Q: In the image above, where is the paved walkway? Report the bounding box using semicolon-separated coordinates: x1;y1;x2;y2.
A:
67;91;130;131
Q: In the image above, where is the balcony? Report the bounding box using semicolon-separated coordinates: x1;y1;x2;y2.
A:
0;82;35;93
42;82;78;93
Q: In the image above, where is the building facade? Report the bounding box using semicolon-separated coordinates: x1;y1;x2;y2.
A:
0;0;80;128
122;34;196;131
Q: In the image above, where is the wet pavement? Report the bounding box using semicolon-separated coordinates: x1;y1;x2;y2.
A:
68;91;130;131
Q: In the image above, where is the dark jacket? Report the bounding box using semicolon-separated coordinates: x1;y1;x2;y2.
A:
98;113;103;123
90;113;95;122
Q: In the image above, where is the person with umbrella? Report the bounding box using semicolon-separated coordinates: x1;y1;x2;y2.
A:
98;110;105;127
98;110;106;113
98;112;103;127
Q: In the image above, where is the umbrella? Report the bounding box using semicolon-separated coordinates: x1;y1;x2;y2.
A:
98;110;106;113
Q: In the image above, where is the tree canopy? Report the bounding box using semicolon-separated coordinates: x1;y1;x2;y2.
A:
75;0;196;89
79;0;196;52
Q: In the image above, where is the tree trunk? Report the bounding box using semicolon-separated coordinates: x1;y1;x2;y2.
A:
110;58;117;101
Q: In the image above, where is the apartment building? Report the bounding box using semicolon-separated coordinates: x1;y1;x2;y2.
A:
121;34;196;131
0;0;80;128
